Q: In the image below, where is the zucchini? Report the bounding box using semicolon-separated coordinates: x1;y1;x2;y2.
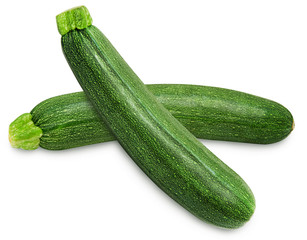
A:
55;6;255;228
9;85;294;150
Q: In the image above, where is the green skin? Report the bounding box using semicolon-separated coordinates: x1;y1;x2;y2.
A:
9;84;293;150
56;6;255;228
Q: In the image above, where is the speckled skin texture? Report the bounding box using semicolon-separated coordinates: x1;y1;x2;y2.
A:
152;84;293;144
28;84;293;150
30;92;114;150
60;24;255;228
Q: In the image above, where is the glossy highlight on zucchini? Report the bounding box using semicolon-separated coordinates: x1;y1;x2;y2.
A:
9;84;294;150
56;6;255;228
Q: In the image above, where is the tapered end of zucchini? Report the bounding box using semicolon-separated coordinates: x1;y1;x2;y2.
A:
56;6;92;36
9;113;43;150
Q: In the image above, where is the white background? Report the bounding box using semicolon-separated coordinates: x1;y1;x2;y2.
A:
1;0;306;239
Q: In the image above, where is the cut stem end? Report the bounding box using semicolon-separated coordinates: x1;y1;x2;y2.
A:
9;113;43;150
56;5;92;36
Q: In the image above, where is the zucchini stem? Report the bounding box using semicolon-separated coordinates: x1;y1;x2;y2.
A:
56;6;92;36
9;113;43;150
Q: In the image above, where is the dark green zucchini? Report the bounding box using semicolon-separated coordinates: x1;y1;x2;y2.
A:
9;84;294;150
55;6;255;228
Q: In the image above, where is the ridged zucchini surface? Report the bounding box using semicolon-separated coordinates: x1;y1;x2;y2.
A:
55;6;255;228
9;84;293;150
